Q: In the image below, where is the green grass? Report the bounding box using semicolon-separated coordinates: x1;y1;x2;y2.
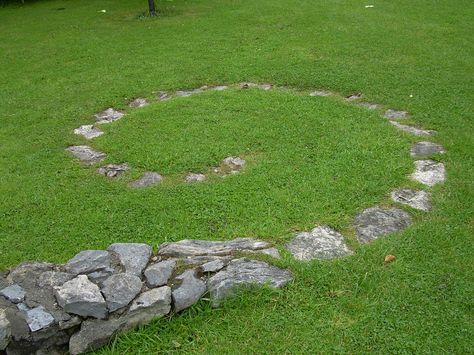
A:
0;0;473;353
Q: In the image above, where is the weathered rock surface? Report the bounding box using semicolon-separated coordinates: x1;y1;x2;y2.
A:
97;163;130;178
17;304;55;332
223;156;246;170
128;286;171;327
64;250;111;276
213;85;228;91
240;82;272;90
7;262;54;285
286;225;353;260
172;270;207;312
66;146;106;165
129;98;149;108
411;160;446;187
208;258;292;306
107;243;152;277
354;207;412;244
144;260;176;288
309;90;332;97
158;238;271;258
54;275;107;319
391;189;432;211
73;125;104;140
345;93;362;101
201;259;225;273
95;108;124;124
410;141;445;157
37;272;74;288
384;109;409;119
69;318;124;355
185;173;206;183
129;172;162;188
1;285;26;304
101;274;143;312
390;121;436;136
156;91;170;101
176;88;203;97
358;102;383;110
0;309;11;350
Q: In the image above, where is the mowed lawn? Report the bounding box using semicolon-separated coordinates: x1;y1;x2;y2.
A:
0;0;472;353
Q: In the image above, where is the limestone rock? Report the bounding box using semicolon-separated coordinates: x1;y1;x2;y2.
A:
95;108;124;124
107;243;152;277
66;146;106;165
286;225;353;260
208;258;292;306
0;309;11;350
391;189;432;211
54;275;107;319
309;90;331;97
411;160;446;187
73;125;104;140
127;287;171;328
201;260;225;273
354;207;412;244
185;173;206;183
384;109;409;119
1;285;26;304
172;270;207;312
389;121;436;136
97;163;130;178
101;273;142;313
64;250;111;276
410;141;445;157
129;98;149;108
144;260;176;288
16;304;55;332
129;172;162;188
69;318;124;355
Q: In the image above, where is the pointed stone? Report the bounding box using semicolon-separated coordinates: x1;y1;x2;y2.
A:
95;108;124;124
172;270;207;312
391;189;432;211
73;125;104;140
129;172;163;188
97;163;130;178
107;243;152;277
389;121;436;136
411;160;446;187
66;145;106;165
410;141;445;157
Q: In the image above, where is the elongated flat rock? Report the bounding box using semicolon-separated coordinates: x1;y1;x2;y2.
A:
158;238;271;257
390;121;436;136
354;207;412;244
101;273;143;312
107;243;152;277
286;225;352;260
129;172;162;188
172;270;207;312
95;108;124;124
208;258;292;306
97;163;130;178
410;141;445;157
73;125;104;140
66;146;106;165
384;109;409;119
411;160;446;187
391;189;431;211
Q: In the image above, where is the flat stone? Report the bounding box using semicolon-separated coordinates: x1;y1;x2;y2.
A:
64;250;112;276
208;258;292;306
129;172;162;188
69;318;124;355
223;156;246;170
389;121;436;136
144;260;176;288
73;125;104;140
129;98;149;108
101;274;143;312
358;102;383;110
213;85;228;91
185;173;206;183
17;304;55;332
201;260;225;273
178;255;233;267
176;88;203;97
411;160;446;187
0;309;11;350
95;108;124;124
354;207;412;244
1;285;26;304
156;91;170;101
309;90;332;97
345;93;362;101
158;238;272;258
384;109;409;119
127;287;171;327
286;225;353;260
172;270;207;312
107;243;152;277
247;247;281;259
66;145;106;165
37;272;75;288
391;189;432;211
410;141;445;157
97;163;130;178
54;275;107;319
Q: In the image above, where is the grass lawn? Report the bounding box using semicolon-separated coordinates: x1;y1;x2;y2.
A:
0;0;473;353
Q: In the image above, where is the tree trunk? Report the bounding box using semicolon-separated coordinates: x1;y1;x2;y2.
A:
148;0;157;16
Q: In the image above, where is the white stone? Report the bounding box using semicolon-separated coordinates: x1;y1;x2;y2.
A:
411;160;446;187
73;125;104;139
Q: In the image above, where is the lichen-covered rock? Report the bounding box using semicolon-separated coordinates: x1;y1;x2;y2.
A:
1;285;26;304
16;304;55;332
66;146;106;165
171;270;207;312
54;275;107;319
410;141;445;157
144;260;176;288
97;163;130;178
391;189;432;211
101;274;142;312
354;207;412;244
286;225;353;260
208;258;292;306
73;125;104;140
129;172;162;188
411;160;446;187
107;243;152;277
95;108;124;124
0;309;11;350
389;121;436;136
127;286;171;328
64;250;112;276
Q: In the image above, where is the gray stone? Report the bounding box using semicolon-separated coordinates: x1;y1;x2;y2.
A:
17;304;55;332
208;258;292;306
358;102;383;110
247;247;281;259
156;91;170;101
384;109;409;119
345;93;362;101
95;108;124;124
200;260;225;273
178;255;232;267
73;125;104;140
69;318;124;355
176;88;203;97
354;207;412;244
389;121;436;136
158;238;272;258
411;160;446;187
223;156;246;170
286;225;353;260
410;141;445;157
239;82;272;90
391;189;432;211
0;309;11;350
7;262;54;285
129;172;163;188
185;173;206;183
64;250;111;276
309;90;332;97
37;272;74;288
172;270;207;312
101;273;143;312
107;243;152;277
66;145;106;165
1;285;26;304
144;260;176;288
213;85;228;91
127;286;171;327
97;163;130;178
54;275;107;319
129;98;149;108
